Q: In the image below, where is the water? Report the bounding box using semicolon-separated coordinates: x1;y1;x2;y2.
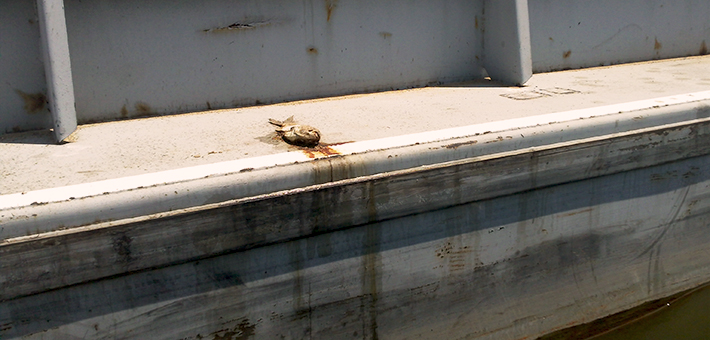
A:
540;283;710;340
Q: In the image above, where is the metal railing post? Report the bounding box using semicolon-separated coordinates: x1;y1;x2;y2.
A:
483;0;533;85
36;0;77;143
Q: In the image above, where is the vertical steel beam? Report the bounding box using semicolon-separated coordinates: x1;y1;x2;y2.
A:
36;0;77;143
483;0;533;85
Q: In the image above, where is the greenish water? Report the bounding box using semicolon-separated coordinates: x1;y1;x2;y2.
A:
590;284;710;340
540;284;710;340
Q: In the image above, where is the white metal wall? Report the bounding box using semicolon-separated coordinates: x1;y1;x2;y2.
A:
65;0;485;123
0;0;53;134
529;0;710;72
2;0;709;136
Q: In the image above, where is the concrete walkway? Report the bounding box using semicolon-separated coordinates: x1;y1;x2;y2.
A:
2;55;710;194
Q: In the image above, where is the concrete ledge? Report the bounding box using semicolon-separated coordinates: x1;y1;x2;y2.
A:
2;98;710;301
2;91;709;240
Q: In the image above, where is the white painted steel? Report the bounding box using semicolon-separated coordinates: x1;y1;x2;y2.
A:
36;0;77;142
530;0;710;72
2;91;709;240
2;0;709;132
0;0;52;134
63;0;485;123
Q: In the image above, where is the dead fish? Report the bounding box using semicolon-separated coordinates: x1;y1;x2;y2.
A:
268;116;321;147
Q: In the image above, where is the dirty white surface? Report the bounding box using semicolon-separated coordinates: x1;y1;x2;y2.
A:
2;55;710;194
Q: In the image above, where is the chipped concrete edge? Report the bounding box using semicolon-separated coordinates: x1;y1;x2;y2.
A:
1;91;710;240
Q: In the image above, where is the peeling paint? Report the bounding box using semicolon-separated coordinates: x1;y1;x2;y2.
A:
203;21;272;32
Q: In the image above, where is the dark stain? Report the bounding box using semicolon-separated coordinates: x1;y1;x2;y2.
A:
307;46;318;54
650;171;675;181
14;90;47;114
135;102;152;115
562;50;572;59
363;182;380;339
239;167;254;173
210;271;245;289
485;136;507;144
120;105;128;118
475;16;478;29
654;38;662;50
444;140;478;149
700;40;708;55
112;233;132;263
0;322;13;332
210;318;256;340
206;101;212;110
682;166;700;179
235;319;256;339
325;0;337;22
378;32;392;39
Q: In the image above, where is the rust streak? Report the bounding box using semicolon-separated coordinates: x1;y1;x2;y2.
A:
302;144;341;159
560;207;594;217
135;102;152;116
325;0;337;22
14;90;47;114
